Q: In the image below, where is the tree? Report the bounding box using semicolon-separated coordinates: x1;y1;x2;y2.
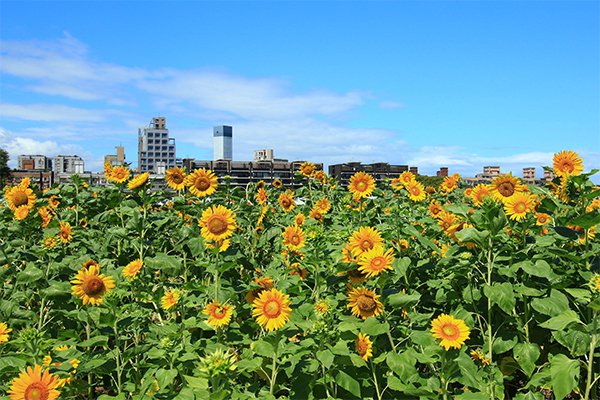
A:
0;148;10;188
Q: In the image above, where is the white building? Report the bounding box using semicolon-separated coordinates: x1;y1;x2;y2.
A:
54;155;84;174
138;117;177;173
213;125;233;160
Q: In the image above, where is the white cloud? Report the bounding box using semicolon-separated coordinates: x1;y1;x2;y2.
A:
0;103;113;123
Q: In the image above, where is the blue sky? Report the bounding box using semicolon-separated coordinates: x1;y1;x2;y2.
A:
1;1;598;179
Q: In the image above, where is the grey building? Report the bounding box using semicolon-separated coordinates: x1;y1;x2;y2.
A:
138;117;178;173
213;125;233;160
17;155;52;171
328;162;410;186
54;155;84;174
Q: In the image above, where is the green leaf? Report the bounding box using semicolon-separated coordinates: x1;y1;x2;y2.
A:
17;264;44;284
40;280;71;298
553;326;590;357
393;257;411;279
316;349;334;369
513;392;544;400
570;211;600;230
155;368;178;389
513;343;540;377
146;253;182;274
387;291;421;307
550;354;580;400
483;282;515;314
253;340;274;358
539;310;581;331
386;351;417;382
183;375;208;389
455;351;483;389
335;370;361;398
455;227;489;247
564;288;591;303
516;260;556;280
79;335;109;347
362;317;389;336
531;290;569;316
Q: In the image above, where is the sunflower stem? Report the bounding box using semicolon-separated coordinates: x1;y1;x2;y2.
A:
370;360;383;400
486;236;495;399
269;352;278;396
584;310;598;400
85;318;93;399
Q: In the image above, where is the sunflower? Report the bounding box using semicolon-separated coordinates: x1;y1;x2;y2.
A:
553;150;583;178
252;288;292;331
430;314;470;350
399;171;415;185
127;172;149;190
348;226;384;256
19;177;31;188
38;207;53;228
203;301;234;328
206;238;231;252
441;176;458;194
437;211;457;232
315;198;331;213
397;239;409;251
58;222;72;244
294;213;305;226
347;268;368;285
272;179;283;189
470;349;491;366
8;365;61;400
256;188;268;205
282;225;305;251
471;184;492;207
299;162;316;177
536;212;552;226
278;191;295;212
348;171;375;198
5;185;37;211
347;287;384;319
464;188;473;197
245;276;274;304
358;246;394;279
490;174;525;202
503;192;534;221
42;236;57;249
199;205;237;241
288;262;308;280
590;274;600;294
406;180;426;202
309;208;324;222
108;165;131;184
71;264;115;306
14;205;29;220
161;289;180;310
429;201;443;218
0;322;12;344
314;301;329;315
356;333;373;361
185;168;218;197
82;259;99;269
313;170;327;183
164;167;186;191
122;259;143;279
586;199;600;213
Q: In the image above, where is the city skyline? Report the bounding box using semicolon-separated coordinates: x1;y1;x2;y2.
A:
1;1;598;180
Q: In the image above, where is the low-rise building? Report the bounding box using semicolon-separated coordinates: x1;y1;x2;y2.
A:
328;162;412;186
18;155;52;171
54;155;84;174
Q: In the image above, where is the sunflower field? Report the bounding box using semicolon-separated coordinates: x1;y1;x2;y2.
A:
0;150;599;400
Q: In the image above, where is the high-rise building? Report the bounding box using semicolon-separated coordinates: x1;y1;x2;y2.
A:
138;117;177;173
104;146;126;167
54;155;84;174
18;155;52;171
213;125;233;160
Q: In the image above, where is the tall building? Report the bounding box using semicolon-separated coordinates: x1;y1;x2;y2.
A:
213;125;233;160
138;117;177;173
54;155;84;174
104;146;126;167
18;155;52;171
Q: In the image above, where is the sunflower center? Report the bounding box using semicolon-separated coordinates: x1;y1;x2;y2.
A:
514;202;526;213
25;382;49;400
356;340;368;355
360;239;374;251
498;182;515;197
410;187;420;195
172;173;184;184
213;306;226;318
207;216;228;235
370;256;386;270
195;177;211;191
82;276;106;296
281;199;291;208
13;191;29;207
356;181;367;191
290;234;301;245
561;162;573;172
263;300;281;318
441;324;460;340
357;294;377;312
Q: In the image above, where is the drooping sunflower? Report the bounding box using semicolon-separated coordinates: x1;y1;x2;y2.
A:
429;200;443;218
347;287;384;320
356;333;373;361
199;205;237;241
406;180;426;202
278;191;296;212
48;195;60;209
0;322;12;344
186;168;218;197
256;188;268;205
161;289;180;310
108;165;131;184
348;226;384;256
206;238;231;252
38;207;53;228
14;205;29;220
252;288;292;331
348;171;375;198
347;268;368;285
553;150;583;178
503;192;534;221
42;236;57;249
282;225;305;251
58;222;72;244
203;301;234;328
471;184;492;207
8;365;61;400
122;259;143;279
358;246;395;279
272;179;283;189
313;170;327;184
127;172;149;190
470;348;491;366
437;211;457;232
5;185;37;211
245;276;274;304
314;301;329;315
82;259;99;269
71;264;115;306
294;213;305;226
309;207;324;222
299;161;316;177
165;167;187;191
315;198;331;213
430;314;470;350
490;174;525;202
